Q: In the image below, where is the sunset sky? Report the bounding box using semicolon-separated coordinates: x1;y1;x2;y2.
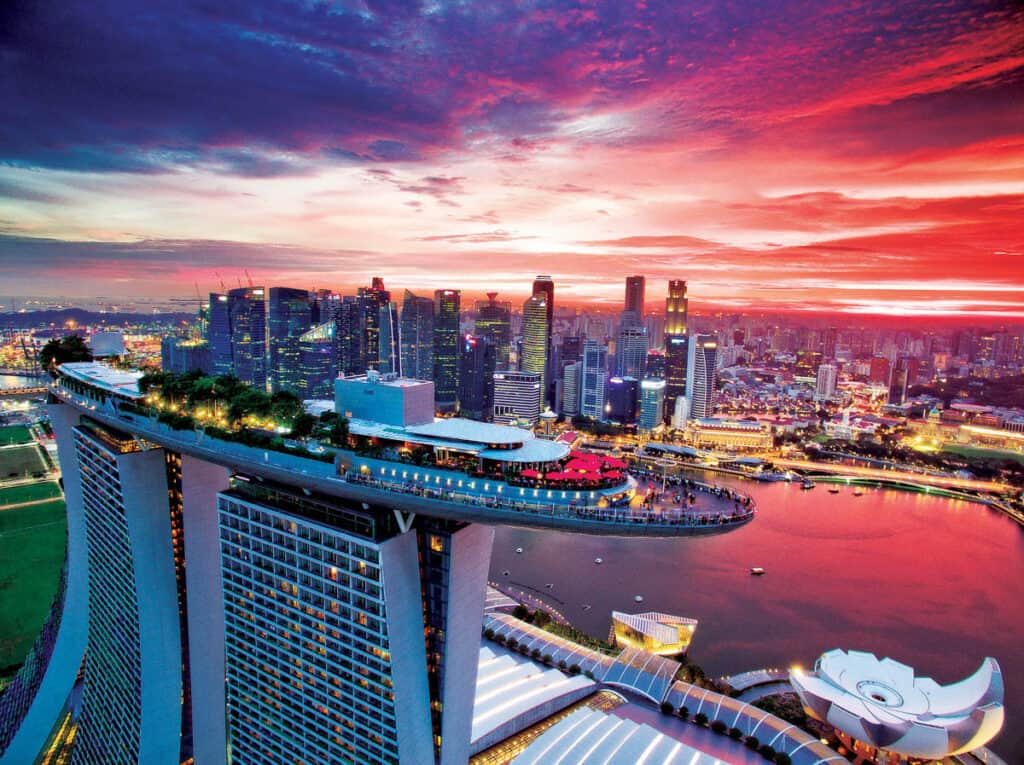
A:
0;0;1022;316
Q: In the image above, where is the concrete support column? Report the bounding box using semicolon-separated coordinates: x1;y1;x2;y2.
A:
180;455;231;765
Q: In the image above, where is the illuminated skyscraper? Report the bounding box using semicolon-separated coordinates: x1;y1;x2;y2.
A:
685;334;717;420
207;292;232;376
399;290;435;381
531;275;554;406
378;301;402;376
663;280;689;420
639;378;666;431
520;292;549;417
474;293;512;369
580;340;608;420
616;323;649;379
297;321;337;398
267;287;312;393
433;289;461;412
357;277;391;372
227;287;267;390
491;370;542;426
816;363;837;402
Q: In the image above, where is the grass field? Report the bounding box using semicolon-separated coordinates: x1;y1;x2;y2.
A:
0;499;66;672
0;444;47;479
0;481;62;507
943;444;1024;466
0;425;33;446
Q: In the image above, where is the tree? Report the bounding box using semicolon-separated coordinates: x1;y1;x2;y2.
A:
694;712;708;726
290;413;317;439
328;417;350;447
773;753;791;765
659;701;674;714
40;335;92;370
270;389;303;427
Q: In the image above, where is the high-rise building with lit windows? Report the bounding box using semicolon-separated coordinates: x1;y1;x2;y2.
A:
580;340;608;420
663;280;688;420
520;292;549;417
474;293;512;369
399;290;434;381
685;334;718;420
531;275;555;407
433;289;461;412
267;287;312;394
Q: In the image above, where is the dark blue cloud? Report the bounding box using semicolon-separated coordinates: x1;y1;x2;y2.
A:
0;0;1019;175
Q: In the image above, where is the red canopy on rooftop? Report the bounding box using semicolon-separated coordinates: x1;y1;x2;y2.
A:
546;471;569;480
604;470;623;479
520;468;540;478
582;471;603;481
602;457;627;469
564;458;598;471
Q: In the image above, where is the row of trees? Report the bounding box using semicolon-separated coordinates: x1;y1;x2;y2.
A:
655;700;793;764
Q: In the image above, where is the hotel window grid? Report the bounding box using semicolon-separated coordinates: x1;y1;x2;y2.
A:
218;487;401;764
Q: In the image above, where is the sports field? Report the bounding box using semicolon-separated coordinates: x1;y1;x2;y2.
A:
0;444;47;479
0;425;33;446
0;481;62;507
943;444;1024;466
0;500;66;672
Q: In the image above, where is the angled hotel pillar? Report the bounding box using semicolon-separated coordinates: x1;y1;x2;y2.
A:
0;403;89;765
69;422;183;765
422;522;495;765
181;454;231;765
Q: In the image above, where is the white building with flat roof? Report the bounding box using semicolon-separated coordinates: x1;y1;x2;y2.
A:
335;371;435;426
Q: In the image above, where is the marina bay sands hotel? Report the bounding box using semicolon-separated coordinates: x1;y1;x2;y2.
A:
0;363;752;765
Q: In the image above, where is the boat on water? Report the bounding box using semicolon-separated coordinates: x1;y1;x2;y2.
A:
750;567;766;576
852;489;864;497
634;595;644;603
515;547;523;554
801;480;816;490
594;557;603;565
828;487;841;494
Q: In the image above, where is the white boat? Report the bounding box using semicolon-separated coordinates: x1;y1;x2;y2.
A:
594;557;603;565
750;567;766;576
634;595;644;603
515;547;523;554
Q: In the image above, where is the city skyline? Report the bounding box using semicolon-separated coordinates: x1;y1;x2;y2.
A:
0;1;1022;316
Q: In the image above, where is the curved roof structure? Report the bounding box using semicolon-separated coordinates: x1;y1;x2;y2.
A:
790;649;1004;759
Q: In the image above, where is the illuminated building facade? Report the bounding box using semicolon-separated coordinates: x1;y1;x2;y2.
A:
685;334;717;420
433;289;461;412
520;292;549;417
267;287;313;394
399;290;435;381
663;280;688;420
474;293;512;370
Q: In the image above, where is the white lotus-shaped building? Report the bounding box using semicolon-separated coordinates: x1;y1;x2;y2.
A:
790;649;1004;759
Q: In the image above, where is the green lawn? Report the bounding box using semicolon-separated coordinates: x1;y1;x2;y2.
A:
0;425;33;446
943;444;1024;466
0;500;66;672
0;481;62;507
0;444;47;479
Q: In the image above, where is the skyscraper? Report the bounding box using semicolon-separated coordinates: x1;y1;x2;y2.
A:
663;280;689;420
616;323;649;379
399;290;435;381
624;275;645;319
458;334;496;419
298;321;338;399
357;277;391;372
531;275;554;406
433;289;460;412
889;357;909;406
474;293;512;369
207;292;232;376
685;334;717;420
520;292;549;417
227;287;267;390
335;296;363;376
267;287;312;393
491;370;542;426
378;301;402;376
580;339;608;420
639;378;666;432
606;377;639;423
561;361;581;416
816;363;837;401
